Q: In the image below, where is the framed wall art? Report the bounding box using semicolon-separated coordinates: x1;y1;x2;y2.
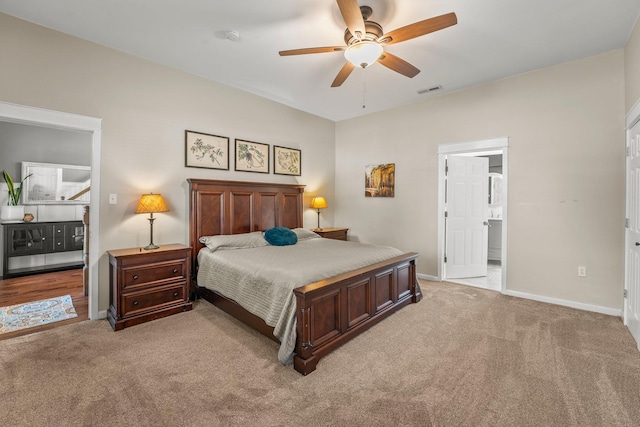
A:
365;163;395;197
273;145;301;176
235;139;269;173
185;130;229;170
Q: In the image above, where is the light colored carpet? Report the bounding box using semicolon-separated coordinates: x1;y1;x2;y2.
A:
0;294;76;334
0;280;639;426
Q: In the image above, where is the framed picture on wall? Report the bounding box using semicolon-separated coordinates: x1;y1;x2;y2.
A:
365;163;395;197
234;139;269;173
273;145;301;176
185;130;229;170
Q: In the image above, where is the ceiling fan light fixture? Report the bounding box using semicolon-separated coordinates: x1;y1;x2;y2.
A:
344;41;383;69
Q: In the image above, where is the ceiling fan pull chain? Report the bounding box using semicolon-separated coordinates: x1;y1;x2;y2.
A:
362;83;366;109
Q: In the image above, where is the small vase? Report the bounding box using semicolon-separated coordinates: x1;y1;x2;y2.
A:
0;205;25;221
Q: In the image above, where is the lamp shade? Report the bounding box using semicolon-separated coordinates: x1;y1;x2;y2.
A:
310;196;327;209
135;193;169;214
344;41;383;68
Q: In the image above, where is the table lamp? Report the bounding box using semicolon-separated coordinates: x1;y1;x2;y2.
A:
310;196;327;230
136;193;169;250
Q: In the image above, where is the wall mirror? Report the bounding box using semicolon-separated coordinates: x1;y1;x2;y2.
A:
488;172;503;206
21;161;90;204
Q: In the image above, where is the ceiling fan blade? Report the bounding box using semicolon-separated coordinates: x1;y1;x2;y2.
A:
377;52;420;78
337;0;366;40
331;61;356;87
379;12;457;45
279;46;346;56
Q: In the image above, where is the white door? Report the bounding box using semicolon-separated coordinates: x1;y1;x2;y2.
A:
625;120;640;349
445;155;489;279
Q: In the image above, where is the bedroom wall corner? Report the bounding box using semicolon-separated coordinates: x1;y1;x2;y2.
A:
0;12;336;313
334;49;626;312
625;15;640;113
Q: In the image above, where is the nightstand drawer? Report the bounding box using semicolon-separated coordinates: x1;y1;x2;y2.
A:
107;243;192;331
122;260;186;290
122;284;186;317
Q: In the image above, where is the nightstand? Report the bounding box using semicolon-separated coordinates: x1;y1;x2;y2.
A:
107;243;192;331
313;227;348;241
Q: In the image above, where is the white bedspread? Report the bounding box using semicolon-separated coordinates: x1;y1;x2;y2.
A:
197;237;403;363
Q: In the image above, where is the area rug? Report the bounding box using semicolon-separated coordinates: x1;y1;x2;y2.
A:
0;295;77;334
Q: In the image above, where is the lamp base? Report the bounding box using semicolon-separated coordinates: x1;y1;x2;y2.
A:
144;215;159;250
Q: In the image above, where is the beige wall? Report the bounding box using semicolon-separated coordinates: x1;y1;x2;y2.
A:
0;13;336;313
0;11;632;314
626;18;640;113
335;50;626;311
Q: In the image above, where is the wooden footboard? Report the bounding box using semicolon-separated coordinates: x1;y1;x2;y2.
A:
293;252;421;375
188;179;422;375
196;252;420;375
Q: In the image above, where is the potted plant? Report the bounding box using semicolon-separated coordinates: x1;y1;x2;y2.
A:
1;170;32;221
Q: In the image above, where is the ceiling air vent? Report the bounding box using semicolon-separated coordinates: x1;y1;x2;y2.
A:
417;85;443;95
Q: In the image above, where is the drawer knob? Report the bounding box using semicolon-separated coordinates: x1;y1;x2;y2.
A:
133;275;138;280
173;269;178;273
42;237;46;241
132;301;138;306
173;292;179;297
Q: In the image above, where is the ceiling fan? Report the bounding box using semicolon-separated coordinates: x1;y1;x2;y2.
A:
279;0;457;87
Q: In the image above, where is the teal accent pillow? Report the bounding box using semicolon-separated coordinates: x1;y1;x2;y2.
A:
264;227;298;246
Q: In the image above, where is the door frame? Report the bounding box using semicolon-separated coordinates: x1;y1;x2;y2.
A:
437;137;509;293
0;101;102;320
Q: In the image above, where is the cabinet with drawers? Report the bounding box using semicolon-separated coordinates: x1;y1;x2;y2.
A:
107;243;192;331
2;221;84;278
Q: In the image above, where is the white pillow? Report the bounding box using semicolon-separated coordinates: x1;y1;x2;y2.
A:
292;228;321;241
199;231;267;252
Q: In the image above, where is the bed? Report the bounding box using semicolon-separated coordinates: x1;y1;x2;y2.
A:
188;179;421;375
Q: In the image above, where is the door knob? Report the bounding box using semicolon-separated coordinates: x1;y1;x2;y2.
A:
483;221;489;226
636;242;640;246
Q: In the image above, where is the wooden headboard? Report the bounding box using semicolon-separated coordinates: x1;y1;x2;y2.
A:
187;179;305;277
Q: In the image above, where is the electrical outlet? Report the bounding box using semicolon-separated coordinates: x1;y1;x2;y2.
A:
109;193;117;204
577;266;587;277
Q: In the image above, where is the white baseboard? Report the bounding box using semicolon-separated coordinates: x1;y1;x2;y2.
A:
418;274;622;317
97;309;108;320
417;273;439;281
503;289;622;317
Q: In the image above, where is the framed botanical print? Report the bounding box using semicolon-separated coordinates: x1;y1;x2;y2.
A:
185;130;229;170
273;145;301;176
234;139;269;173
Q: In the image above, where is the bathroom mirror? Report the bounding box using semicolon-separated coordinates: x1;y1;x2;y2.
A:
21;161;90;205
488;173;503;206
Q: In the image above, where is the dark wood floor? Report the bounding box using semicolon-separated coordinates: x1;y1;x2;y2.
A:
0;268;88;340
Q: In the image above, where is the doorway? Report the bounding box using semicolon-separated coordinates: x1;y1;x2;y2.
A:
437;138;509;293
0;101;101;321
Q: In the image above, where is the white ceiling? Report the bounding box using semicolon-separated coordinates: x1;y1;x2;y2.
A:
1;0;639;122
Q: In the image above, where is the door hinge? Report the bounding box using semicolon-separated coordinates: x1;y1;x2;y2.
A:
444;256;447;263
624;289;628;299
626;146;630;157
625;218;630;228
444;211;448;218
